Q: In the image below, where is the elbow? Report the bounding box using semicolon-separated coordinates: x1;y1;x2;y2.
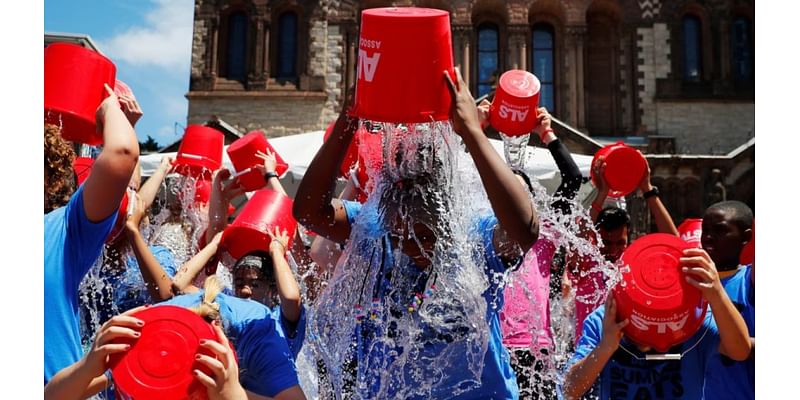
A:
520;214;540;250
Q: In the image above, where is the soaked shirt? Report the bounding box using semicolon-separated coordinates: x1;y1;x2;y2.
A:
44;185;118;383
162;292;299;397
703;265;755;399
343;200;520;399
567;305;720;400
269;304;307;361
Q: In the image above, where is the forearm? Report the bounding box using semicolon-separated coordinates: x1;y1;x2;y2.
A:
272;250;302;323
563;345;616;400
126;227;174;301
206;195;230;244
292;113;356;235
44;359;100;400
708;289;752;361
266;175;288;196
591;189;609;222
461;126;539;249
138;166;169;210
548;139;583;214
644;188;678;235
172;240;220;293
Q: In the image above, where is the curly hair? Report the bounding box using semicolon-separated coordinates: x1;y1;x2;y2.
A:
44;124;76;213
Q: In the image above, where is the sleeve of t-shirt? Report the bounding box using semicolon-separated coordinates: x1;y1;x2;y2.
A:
342;200;362;224
566;306;605;370
237;318;300;397
476;214;522;272
151;245;178;277
276;305;307;359
64;184;118;291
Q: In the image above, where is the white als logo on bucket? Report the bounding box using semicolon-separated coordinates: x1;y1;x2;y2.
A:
630;312;689;334
358;38;382;82
497;100;530;123
680;229;701;244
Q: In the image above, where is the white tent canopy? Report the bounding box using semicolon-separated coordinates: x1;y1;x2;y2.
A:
140;130;595;199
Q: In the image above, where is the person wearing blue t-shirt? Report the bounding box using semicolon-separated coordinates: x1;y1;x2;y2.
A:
700;200;755;399
44;84;141;384
292;70;540;398
163;277;305;399
562;247;753;400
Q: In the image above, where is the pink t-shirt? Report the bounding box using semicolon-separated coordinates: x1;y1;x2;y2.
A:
571;260;609;344
499;227;557;350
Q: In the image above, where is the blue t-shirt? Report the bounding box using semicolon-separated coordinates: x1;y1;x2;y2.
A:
161;292;299;397
703;265;755;399
115;245;178;311
343;200;520;399
270;305;307;360
566;305;721;400
44;185;118;383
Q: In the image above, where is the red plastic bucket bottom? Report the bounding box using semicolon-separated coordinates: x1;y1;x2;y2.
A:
591;142;646;198
222;189;297;260
614;233;707;352
489;70;541;136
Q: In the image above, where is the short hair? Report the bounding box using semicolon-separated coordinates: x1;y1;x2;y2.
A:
705;200;754;232
596;206;631;232
44;124;76;213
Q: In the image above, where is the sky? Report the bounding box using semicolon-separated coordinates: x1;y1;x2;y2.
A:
45;0;194;148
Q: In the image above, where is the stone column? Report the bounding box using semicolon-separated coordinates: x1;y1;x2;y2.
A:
209;16;219;86
346;25;356;91
566;26;587;129
452;25;472;88
249;12;268;89
508;25;529;71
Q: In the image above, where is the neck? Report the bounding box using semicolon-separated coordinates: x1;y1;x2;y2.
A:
718;266;743;279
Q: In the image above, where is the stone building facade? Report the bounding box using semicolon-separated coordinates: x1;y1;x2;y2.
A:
186;0;755;232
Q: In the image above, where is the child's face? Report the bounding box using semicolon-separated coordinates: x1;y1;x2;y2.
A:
701;208;748;269
234;267;270;302
599;226;629;263
390;217;438;268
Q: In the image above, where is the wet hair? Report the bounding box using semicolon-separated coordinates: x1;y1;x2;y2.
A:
44;124;76;213
193;275;224;322
512;169;535;195
596;206;631;232
705;200;754;232
380;173;449;236
233;251;275;284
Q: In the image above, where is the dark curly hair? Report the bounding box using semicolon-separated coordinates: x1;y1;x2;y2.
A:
44;124;76;213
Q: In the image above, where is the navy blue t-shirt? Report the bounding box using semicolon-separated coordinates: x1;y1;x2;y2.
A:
567;305;721;400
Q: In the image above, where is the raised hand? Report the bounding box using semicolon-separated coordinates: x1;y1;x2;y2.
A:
533;107;553;141
598;296;629;352
83;305;146;378
592;155;610;195
444;67;482;138
254;149;278;175
125;193;146;231
477;99;491;130
212;168;245;203
95;84;121;133
638;156;654;193
268;226;290;257
118;92;143;128
194;320;247;400
681;248;723;298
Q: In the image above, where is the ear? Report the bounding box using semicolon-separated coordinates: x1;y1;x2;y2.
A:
741;228;753;245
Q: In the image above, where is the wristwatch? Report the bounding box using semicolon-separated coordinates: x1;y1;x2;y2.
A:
643;186;660;199
264;171;279;181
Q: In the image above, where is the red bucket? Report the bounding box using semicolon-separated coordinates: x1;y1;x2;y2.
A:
227;131;289;192
45;43;116;146
591;142;647;198
174;125;224;179
354;7;455;123
72;157;95;186
106;189;133;244
677;218;703;248
740;219;754;266
221;189;297;260
489;70;541;136
109;305;221;400
614;233;707;353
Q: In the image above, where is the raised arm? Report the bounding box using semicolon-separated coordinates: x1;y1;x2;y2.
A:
206;168;245;244
83;84;140;222
639;158;679;235
536;109;583;215
138;156;173;211
292;93;358;245
444;68;539;252
268;228;302;323
309;178;358;276
171;232;224;294
125;194;174;301
681;248;752;361
253;150;288;196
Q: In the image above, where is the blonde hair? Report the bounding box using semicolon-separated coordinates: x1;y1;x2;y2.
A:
193;276;224;322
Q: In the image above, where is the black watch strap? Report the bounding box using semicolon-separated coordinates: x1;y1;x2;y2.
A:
643;186;660;199
264;171;279;181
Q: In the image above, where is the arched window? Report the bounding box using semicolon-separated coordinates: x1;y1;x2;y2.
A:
682;15;702;82
731;16;753;81
276;12;298;79
226;12;248;82
477;23;499;98
532;23;555;111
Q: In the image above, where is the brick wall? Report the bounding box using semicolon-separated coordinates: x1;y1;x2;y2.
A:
654;101;754;154
637;22;670;131
191;18;208;80
187;96;329;137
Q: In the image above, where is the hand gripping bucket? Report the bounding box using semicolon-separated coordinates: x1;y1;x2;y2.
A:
614;233;708;353
227;130;289;192
174;125;224;179
353;7;455;123
109;305;229;400
45;43;116;145
591;142;647;198
221;189;297;260
489;70;542;136
677;218;703;248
